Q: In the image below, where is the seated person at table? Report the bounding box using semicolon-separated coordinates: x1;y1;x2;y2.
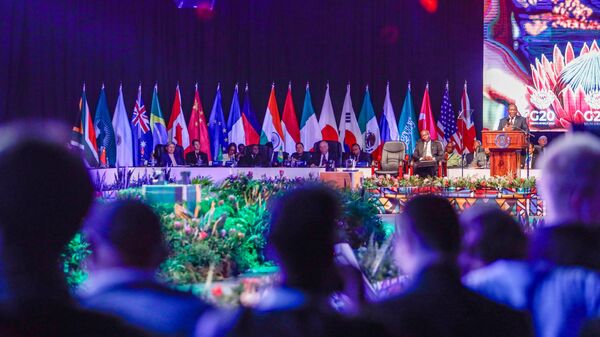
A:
185;139;208;166
291;142;311;163
310;140;339;167
239;144;264;167
466;140;488;168
497;103;529;133
222;143;237;162
343;143;371;165
160;141;184;167
236;144;245;161
412;130;443;177
444;142;462;168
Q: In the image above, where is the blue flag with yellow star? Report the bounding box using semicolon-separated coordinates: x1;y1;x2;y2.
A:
208;84;228;161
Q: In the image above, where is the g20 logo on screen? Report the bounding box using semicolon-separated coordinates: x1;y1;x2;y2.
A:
582;91;600;124
528;89;556;125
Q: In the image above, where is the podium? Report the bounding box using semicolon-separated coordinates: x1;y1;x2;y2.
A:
481;131;527;177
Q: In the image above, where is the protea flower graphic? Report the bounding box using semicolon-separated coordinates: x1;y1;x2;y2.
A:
527;40;600;129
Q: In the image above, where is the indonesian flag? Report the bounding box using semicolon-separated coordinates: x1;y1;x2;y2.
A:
457;81;476;154
167;84;190;151
281;83;301;154
418;83;438;140
300;83;321;151
339;83;363;152
358;85;381;156
187;84;212;159
260;84;285;151
319;83;338;143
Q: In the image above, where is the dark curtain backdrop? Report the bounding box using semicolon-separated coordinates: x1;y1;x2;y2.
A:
0;0;483;136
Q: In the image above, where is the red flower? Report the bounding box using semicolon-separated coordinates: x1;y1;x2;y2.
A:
211;286;223;297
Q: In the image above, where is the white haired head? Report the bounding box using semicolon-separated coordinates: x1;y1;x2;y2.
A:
538;132;600;226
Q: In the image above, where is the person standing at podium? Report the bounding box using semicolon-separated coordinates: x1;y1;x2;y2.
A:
497;104;529;133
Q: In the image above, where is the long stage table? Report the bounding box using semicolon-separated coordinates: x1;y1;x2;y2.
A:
89;167;542;188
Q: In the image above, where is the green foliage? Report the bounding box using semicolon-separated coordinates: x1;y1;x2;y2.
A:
63;173;385;288
61;232;90;288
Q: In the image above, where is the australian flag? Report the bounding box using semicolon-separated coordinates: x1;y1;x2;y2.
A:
131;84;154;166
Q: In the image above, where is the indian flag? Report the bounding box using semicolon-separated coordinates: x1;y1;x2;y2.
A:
260;84;285;152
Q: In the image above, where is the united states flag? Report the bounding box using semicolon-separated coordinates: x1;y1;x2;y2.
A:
436;82;460;151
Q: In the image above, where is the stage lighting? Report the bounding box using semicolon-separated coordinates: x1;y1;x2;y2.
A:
173;0;215;9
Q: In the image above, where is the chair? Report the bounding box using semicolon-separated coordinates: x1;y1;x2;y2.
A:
374;141;406;176
312;140;343;167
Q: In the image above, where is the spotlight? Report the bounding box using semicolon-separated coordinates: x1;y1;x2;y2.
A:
173;0;215;9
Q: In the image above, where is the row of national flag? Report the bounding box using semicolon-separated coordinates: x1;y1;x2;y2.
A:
71;81;476;167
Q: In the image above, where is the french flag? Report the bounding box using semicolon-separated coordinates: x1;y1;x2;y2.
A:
378;82;400;157
241;83;261;145
227;84;245;146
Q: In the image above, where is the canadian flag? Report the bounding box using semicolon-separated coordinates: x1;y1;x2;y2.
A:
457;81;476;154
167;84;190;150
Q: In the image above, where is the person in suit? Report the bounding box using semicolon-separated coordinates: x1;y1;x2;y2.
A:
196;185;387;337
236;144;246;161
366;195;532;337
530;135;547;168
412;130;444;177
343;143;372;165
239;144;264;167
185;139;209;166
0;121;148;337
466;140;489;168
80;200;210;337
290;142;311;164
310;140;339;167
498;103;529;133
160;141;184;167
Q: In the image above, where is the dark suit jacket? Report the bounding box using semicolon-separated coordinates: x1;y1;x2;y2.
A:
290;152;311;162
207;298;389;337
498;115;529;133
529;224;600;272
185;151;208;166
310;151;340;167
159;152;185;166
80;279;209;337
412;140;444;162
0;299;150;337
239;153;265;167
365;263;533;337
342;151;372;163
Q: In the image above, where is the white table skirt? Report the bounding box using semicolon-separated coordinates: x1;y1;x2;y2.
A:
88;166;541;187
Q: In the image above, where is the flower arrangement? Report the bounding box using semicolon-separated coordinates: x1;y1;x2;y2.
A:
364;175;537;194
64;172;386;290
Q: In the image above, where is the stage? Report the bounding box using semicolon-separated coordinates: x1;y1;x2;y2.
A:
89;166;542;189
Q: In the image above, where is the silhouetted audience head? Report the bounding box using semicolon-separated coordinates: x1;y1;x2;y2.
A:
268;185;340;293
538;132;600;226
0;122;94;284
394;195;460;275
84;200;167;270
459;205;527;273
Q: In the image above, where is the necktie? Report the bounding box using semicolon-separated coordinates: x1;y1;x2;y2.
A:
321;155;325;166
